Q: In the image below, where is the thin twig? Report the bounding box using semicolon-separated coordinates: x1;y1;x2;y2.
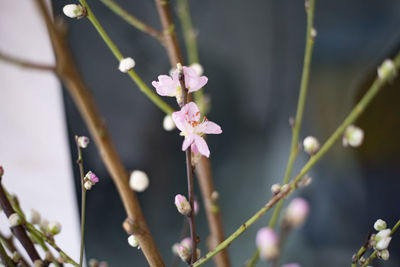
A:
194;51;400;267
0;239;15;267
0;52;56;71
35;0;165;266
99;0;162;40
75;136;86;267
153;1;230;266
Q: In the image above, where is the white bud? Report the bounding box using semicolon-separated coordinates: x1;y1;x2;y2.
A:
30;209;41;225
177;245;190;263
48;222;62;235
129;170;149;192
375;229;392;250
180;237;192;250
377;59;397;80
63;4;84;18
84;181;93;190
40;219;49;230
343;125;364;147
8;213;22;227
128;235;139;248
374;219;387;231
196;248;201;259
172;243;180;255
189;63;204;76
256;227;279;261
303;136;320;155
310;28;317;39
118;57;135;73
379;249;390;260
175;194;191;216
34;260;44;267
271;184;281;194
163;115;175;131
77;136;90;148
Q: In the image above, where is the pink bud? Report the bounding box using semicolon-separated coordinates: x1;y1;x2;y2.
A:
256;227;279;261
177;245;191;263
194;200;200;215
175;194;191;216
0;166;3;177
180;237;192;250
285;198;310;228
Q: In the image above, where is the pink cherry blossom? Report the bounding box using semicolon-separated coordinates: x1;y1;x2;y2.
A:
152;66;208;98
172;102;222;158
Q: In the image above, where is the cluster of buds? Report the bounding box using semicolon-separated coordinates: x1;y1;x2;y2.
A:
30;209;62;236
129;170;149;192
84;171;99;190
342;125;364;148
172;237;200;263
256;227;279;261
283;198;310;229
370;219;392;260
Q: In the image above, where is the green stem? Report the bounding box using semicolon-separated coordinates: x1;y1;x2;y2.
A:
194;51;400;267
177;0;205;112
78;0;174;115
269;0;316;230
247;2;317;266
99;0;162;40
361;219;400;267
0;239;15;267
25;224;79;267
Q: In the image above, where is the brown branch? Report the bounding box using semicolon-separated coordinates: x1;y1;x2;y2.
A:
34;1;165;266
0;52;56;72
153;1;230;266
0;177;41;263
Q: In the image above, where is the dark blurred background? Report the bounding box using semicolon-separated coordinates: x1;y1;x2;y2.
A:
52;0;400;266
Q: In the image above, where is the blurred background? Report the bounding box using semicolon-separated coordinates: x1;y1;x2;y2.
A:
2;0;400;266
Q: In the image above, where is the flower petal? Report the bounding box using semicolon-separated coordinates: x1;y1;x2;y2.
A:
194;135;210;157
196;121;222;135
182;135;194;151
172;110;186;132
183;102;201;122
152;75;178;96
183;66;208;92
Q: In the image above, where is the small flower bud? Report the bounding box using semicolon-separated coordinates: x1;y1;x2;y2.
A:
196;248;201;259
180;237;192;250
282;264;301;267
271;184;281;194
163;115;175;131
30;209;41;225
296;174;312;188
172;243;180;255
175;194;191;216
310;28;317;39
177;245;191;263
63;4;84;18
12;252;21;262
377;59;397;80
343;125;364;147
379;249;390;260
8;213;22;227
0;166;4;176
256;227;279;261
77;136;90;148
303;136;320;155
375;229;392;250
284;198;310;228
89;259;99;267
211;191;219;201
45;251;54;262
84;181;93;190
374;219;387;231
128;235;139;248
85;171;99;183
189;63;204;76
34;259;44;267
194;200;200;215
48;222;62;235
129;170;149;192
40;219;49;231
118;57;135;73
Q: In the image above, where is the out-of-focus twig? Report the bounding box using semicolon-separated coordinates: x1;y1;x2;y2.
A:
34;1;165;266
0;52;56;71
